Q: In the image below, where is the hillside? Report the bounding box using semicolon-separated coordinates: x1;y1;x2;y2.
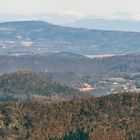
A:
0;54;140;95
1;21;140;55
0;71;83;102
0;53;140;75
0;92;140;139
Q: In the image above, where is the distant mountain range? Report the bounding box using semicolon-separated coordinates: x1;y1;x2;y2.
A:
65;18;140;32
0;21;140;55
1;13;140;32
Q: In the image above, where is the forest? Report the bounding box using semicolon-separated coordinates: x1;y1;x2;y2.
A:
0;92;140;139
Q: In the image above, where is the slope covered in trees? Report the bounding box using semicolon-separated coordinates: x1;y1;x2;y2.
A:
0;53;139;75
0;92;140;139
0;71;82;102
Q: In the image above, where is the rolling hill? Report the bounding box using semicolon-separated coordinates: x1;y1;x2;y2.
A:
0;53;139;95
0;21;140;55
0;53;140;75
0;71;83;102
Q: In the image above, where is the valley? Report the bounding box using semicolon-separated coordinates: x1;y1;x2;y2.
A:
0;21;139;139
0;53;139;96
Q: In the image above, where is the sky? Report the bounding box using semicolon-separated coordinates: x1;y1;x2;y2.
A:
0;0;140;20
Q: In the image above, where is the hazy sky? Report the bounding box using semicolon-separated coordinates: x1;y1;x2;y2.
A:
0;0;140;20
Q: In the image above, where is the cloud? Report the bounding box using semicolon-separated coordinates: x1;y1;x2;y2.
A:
60;11;82;18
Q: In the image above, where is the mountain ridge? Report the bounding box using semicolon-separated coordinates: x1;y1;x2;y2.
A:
0;20;140;55
65;18;140;32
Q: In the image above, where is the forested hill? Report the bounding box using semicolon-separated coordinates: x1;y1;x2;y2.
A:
0;53;139;75
0;92;140;139
0;71;83;102
0;21;140;55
